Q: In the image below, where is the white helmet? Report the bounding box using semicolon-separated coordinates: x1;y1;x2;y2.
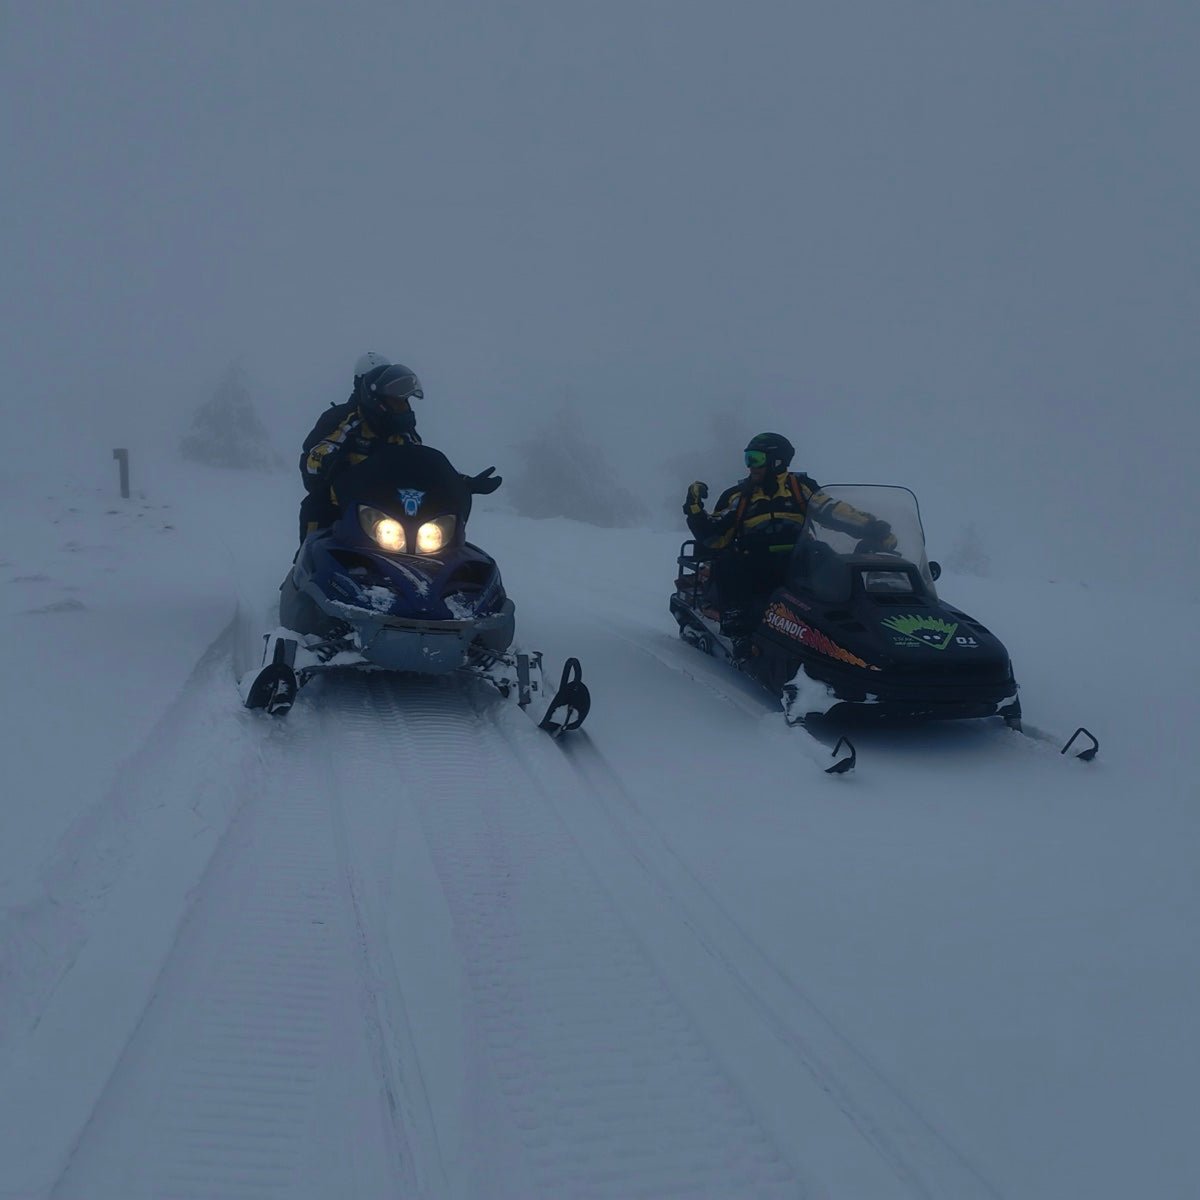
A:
353;350;391;380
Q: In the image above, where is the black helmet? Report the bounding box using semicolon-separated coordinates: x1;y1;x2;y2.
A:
744;432;795;473
358;363;424;438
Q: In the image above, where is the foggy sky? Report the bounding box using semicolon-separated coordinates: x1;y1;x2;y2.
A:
2;1;1197;591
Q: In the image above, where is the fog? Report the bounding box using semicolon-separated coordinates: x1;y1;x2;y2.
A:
3;1;1196;592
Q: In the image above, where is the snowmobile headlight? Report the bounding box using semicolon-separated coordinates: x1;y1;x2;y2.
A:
416;515;456;555
358;505;406;553
862;570;914;594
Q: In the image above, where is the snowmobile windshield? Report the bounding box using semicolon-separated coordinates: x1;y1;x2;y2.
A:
336;445;471;556
793;484;936;601
338;444;466;509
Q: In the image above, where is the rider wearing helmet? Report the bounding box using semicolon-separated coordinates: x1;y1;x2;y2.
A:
685;434;814;553
298;354;501;543
683;432;894;645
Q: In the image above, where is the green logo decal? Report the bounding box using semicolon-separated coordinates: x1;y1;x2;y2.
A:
882;613;959;651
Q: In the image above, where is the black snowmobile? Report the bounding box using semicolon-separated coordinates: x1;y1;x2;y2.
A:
241;444;590;735
671;484;1097;770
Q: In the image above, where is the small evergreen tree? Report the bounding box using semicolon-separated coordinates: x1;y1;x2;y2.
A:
180;366;282;469
507;406;648;527
661;409;749;522
944;521;991;577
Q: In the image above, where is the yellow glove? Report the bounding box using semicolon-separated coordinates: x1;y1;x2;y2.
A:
684;481;709;515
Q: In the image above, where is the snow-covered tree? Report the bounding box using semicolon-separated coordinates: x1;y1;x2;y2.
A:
507;406;648;528
180;366;282;470
661;409;750;522
944;521;991;577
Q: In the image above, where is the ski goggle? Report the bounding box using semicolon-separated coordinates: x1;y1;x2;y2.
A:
744;449;769;468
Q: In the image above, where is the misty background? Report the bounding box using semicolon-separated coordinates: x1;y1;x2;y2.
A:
2;1;1196;593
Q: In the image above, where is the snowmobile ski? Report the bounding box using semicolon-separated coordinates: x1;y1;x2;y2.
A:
538;657;591;736
241;635;299;716
825;737;857;775
1060;727;1099;761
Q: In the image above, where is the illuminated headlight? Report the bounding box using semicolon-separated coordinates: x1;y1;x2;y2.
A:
416;516;456;555
358;505;406;552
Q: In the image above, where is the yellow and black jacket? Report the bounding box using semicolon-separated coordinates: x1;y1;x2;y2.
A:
687;471;881;555
300;401;422;501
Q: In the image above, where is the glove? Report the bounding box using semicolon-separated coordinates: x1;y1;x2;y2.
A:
684;481;709;515
863;519;898;551
469;466;503;495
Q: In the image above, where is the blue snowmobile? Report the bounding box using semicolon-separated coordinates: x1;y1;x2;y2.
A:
241;444;590;734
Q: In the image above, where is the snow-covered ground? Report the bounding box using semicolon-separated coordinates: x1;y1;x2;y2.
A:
1;458;1197;1199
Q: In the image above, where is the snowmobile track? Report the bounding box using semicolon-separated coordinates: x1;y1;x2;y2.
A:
29;651;1020;1198
537;733;1006;1200
336;671;803;1198
48;702;419;1200
599;618;857;770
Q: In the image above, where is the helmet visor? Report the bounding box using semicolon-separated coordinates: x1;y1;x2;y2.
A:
376;372;422;400
744;449;769;469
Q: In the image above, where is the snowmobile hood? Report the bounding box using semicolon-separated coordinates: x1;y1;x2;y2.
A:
292;442;506;624
762;588;1012;678
297;529;506;625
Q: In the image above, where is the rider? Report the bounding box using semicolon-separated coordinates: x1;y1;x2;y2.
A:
298;353;502;543
683;432;895;647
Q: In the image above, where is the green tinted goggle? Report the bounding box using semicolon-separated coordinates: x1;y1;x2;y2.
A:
744;449;769;468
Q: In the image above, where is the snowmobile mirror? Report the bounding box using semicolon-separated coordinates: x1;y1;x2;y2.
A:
929;560;942;581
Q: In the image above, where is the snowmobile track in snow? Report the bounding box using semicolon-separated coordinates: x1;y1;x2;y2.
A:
49;701;420;1200
338;672;802;1199
541;735;1006;1200
329;660;1006;1197
29;651;1014;1199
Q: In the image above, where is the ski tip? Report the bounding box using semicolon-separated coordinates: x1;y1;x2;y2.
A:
242;663;298;716
825;736;856;774
538;659;591;735
1060;727;1099;761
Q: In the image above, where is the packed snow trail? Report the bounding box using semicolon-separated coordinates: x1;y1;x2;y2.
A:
39;661;1011;1199
331;674;799;1198
4;472;1198;1199
44;673;803;1199
50;716;417;1199
541;736;1003;1200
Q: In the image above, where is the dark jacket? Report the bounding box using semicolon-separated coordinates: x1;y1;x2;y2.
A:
686;470;883;556
687;471;821;554
300;400;422;501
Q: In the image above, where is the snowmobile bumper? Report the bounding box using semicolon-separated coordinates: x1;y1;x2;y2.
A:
783;658;1020;725
356;609;514;675
284;576;517;676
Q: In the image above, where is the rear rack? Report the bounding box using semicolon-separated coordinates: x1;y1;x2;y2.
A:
675;539;711;607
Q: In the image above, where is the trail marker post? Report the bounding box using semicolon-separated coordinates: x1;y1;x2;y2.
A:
112;448;130;498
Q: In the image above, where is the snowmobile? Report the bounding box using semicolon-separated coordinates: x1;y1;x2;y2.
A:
241;444;590;735
670;484;1097;771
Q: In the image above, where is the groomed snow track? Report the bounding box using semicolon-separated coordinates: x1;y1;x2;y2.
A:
5;648;1023;1200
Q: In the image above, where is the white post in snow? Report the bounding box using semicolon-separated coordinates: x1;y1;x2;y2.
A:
112;448;130;499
